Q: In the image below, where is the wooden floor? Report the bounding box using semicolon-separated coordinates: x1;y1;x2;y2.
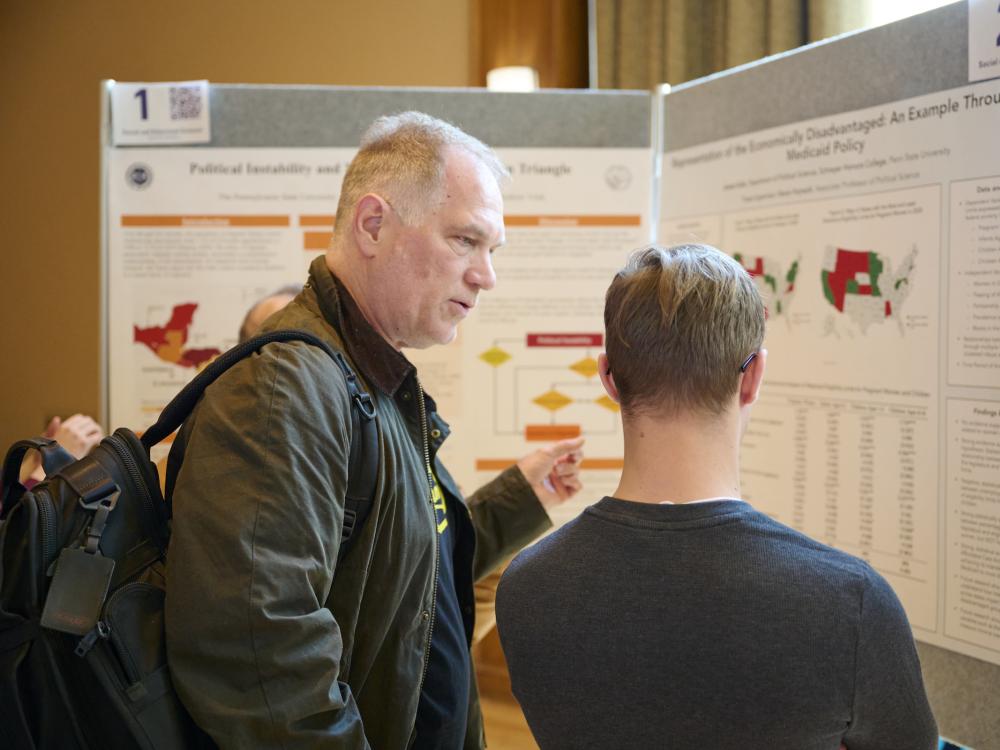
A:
475;615;538;749
481;694;539;750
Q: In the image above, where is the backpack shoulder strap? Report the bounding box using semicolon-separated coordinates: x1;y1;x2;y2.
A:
145;329;378;562
1;438;77;515
143;329;346;448
330;351;378;563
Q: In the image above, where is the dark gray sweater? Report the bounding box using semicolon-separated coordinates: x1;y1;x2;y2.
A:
496;498;937;750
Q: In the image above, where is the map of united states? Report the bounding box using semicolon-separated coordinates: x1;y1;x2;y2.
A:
820;246;916;333
133;303;221;368
734;253;800;316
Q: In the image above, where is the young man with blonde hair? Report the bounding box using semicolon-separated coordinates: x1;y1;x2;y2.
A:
167;112;583;749
496;244;936;750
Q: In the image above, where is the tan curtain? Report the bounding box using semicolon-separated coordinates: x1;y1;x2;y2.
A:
596;0;870;89
476;0;589;88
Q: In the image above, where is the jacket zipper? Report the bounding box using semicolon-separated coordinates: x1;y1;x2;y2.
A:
414;377;439;696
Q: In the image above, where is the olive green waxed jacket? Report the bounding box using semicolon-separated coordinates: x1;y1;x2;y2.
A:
165;256;550;749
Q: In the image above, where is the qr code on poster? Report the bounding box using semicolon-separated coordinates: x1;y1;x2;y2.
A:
169;86;202;120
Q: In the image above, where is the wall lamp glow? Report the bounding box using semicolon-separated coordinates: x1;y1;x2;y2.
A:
486;66;540;92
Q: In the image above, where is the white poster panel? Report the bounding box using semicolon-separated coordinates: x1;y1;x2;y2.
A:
946;397;1000;654
969;0;1000;83
437;148;651;525
660;79;1000;666
108;146;651;522
107;148;353;466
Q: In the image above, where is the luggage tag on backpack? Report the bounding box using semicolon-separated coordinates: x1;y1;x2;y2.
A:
40;548;115;635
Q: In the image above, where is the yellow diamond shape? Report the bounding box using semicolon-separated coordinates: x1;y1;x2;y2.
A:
534;390;573;412
595;395;620;412
569;357;599;378
479;346;511;367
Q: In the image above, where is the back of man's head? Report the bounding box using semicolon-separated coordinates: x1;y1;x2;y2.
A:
333;111;508;232
604;244;765;418
238;283;303;343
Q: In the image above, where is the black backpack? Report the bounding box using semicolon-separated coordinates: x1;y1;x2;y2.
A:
0;330;378;749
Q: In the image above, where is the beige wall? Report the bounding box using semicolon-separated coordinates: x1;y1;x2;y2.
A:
0;0;474;450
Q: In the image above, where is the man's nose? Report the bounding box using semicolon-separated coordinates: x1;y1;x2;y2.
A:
467;249;496;292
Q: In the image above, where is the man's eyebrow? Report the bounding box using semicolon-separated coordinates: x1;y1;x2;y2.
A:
451;223;488;238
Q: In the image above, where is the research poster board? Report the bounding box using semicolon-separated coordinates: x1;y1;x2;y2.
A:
663;78;1000;665
104;87;652;516
454;148;651;526
358;144;651;517
106;146;355;466
659;3;1000;744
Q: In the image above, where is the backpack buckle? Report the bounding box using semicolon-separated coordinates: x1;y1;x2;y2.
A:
353;392;376;421
82;490;120;555
78;483;119;511
341;508;357;543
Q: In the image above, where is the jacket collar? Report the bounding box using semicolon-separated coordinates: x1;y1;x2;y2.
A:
308;255;415;397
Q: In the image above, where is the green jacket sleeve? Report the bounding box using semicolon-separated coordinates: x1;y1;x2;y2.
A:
465;465;551;581
165;342;370;749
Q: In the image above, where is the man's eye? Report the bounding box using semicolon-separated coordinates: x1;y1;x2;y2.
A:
457;236;475;246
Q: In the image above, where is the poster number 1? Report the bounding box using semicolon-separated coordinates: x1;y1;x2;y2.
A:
134;88;148;120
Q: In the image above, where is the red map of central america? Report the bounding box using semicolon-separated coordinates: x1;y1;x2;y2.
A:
133;303;221;368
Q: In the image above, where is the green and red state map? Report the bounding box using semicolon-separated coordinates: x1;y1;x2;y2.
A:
821;246;916;333
734;253;801;317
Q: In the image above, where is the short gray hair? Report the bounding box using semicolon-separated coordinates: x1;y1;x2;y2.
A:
334;111;508;229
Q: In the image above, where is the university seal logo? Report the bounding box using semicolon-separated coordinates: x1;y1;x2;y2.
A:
604;165;632;191
126;163;153;190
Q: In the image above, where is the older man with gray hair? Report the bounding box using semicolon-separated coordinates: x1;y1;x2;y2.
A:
166;112;584;749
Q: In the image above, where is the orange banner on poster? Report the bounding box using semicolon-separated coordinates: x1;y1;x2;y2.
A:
475;457;623;471
525;424;582;441
304;231;333;250
121;215;289;227
299;215;336;226
579;458;623;470
503;215;641;227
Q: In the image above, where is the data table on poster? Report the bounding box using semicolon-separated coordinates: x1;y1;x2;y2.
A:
742;389;937;632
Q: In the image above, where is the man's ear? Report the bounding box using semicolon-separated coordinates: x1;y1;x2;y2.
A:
354;194;388;258
738;348;767;408
598;353;620;403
